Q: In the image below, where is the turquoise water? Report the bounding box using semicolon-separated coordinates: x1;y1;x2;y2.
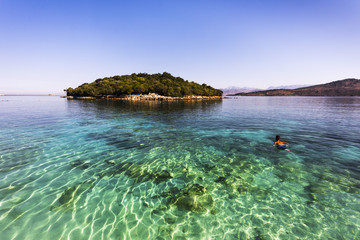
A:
0;96;360;240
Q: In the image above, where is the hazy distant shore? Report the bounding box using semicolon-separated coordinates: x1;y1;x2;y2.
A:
230;78;360;96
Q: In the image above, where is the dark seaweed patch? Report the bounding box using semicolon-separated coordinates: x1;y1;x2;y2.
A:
215;176;227;183
98;161;173;185
70;160;90;169
201;163;216;173
87;131;142;150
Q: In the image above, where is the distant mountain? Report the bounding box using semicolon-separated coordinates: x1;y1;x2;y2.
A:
233;79;360;96
266;84;310;90
222;84;310;95
220;87;261;95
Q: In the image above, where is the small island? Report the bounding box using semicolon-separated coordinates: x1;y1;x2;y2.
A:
64;72;223;100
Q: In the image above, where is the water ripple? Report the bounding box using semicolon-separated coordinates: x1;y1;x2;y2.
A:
0;97;360;239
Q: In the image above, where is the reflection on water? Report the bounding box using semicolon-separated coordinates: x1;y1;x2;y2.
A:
66;98;223;113
0;96;359;239
66;99;223;123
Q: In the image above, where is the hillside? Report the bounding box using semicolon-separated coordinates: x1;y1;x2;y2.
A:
233;79;360;96
65;72;223;97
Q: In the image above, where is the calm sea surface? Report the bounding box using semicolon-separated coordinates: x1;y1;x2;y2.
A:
0;96;359;240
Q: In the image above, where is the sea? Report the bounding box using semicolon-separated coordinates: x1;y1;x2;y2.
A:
0;95;359;240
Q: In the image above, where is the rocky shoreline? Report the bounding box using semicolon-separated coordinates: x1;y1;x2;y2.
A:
62;93;223;101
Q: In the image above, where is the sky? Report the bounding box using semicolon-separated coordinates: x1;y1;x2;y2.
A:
0;0;360;94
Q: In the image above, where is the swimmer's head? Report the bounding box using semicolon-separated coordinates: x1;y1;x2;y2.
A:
275;135;280;141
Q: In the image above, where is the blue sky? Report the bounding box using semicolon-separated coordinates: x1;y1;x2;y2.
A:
1;0;359;94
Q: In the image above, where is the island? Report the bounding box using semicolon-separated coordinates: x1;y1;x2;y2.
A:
232;78;360;96
64;72;223;100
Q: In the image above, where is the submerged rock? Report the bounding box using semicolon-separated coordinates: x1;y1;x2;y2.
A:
169;184;214;212
50;179;95;211
174;194;213;212
187;184;207;195
213;174;270;199
153;170;173;184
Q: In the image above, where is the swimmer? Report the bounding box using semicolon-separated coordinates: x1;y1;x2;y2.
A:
274;135;290;151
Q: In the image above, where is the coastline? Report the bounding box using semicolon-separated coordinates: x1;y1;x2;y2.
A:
62;93;223;101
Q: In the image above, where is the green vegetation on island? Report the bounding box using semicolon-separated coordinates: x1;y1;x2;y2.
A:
65;72;223;97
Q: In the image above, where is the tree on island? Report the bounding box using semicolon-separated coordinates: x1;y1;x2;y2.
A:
65;72;223;97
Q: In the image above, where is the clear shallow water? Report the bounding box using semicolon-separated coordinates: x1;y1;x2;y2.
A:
0;96;360;240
